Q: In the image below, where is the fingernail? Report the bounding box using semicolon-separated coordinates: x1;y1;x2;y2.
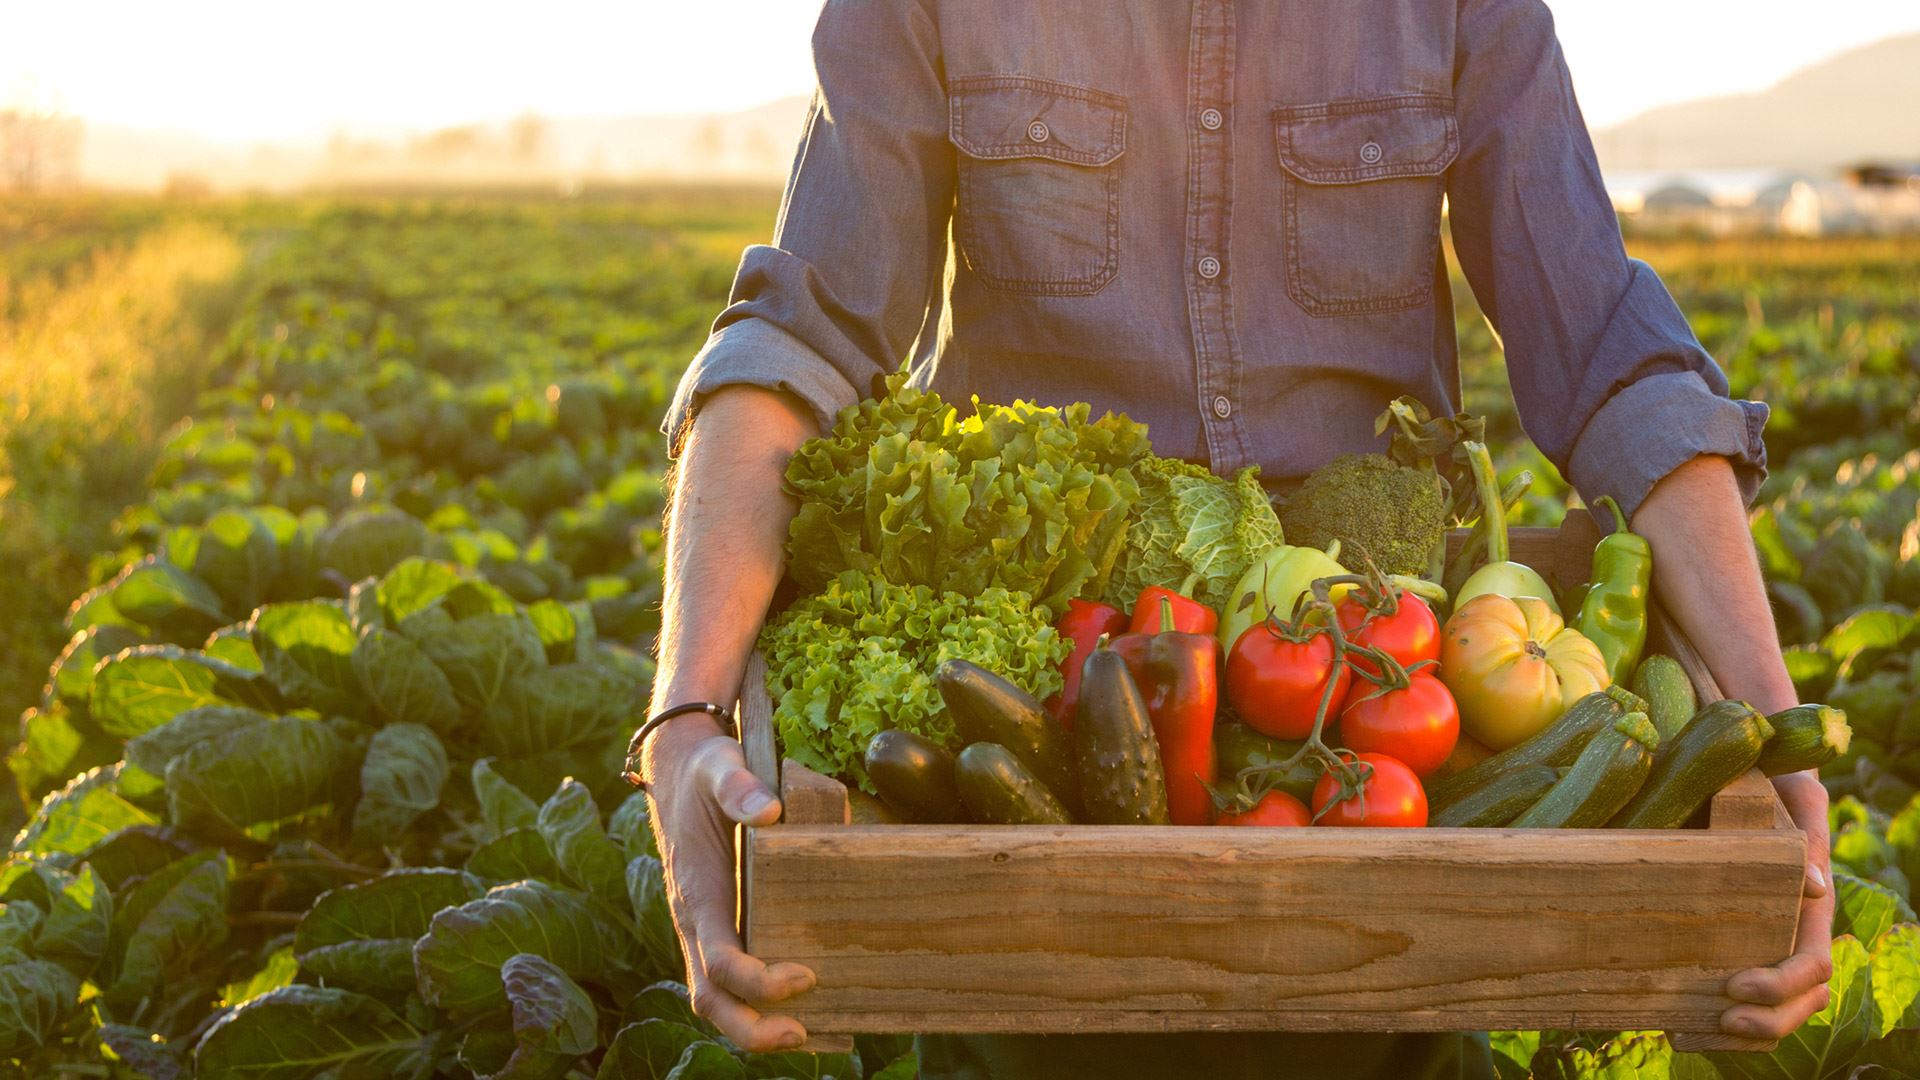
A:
1809;864;1826;890
741;790;775;818
780;1031;805;1050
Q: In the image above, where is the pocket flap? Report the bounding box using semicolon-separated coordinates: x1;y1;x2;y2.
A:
1274;95;1458;184
949;76;1127;166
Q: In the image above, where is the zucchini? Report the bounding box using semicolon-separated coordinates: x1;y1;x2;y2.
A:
863;729;963;823
1430;765;1560;827
1610;700;1773;829
1428;684;1647;808
1074;646;1171;826
938;659;1078;812
1759;704;1852;775
955;742;1074;825
1631;654;1698;743
1510;711;1659;828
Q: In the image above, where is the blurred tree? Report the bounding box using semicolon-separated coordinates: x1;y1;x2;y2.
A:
0;89;82;191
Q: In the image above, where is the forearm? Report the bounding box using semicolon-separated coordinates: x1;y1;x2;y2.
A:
1630;454;1796;714
643;386;819;769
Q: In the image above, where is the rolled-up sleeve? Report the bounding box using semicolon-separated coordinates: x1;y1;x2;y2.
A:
1446;0;1768;516
662;0;954;450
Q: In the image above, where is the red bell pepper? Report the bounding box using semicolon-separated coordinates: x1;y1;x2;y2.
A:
1110;596;1220;825
1129;585;1218;636
1048;599;1131;727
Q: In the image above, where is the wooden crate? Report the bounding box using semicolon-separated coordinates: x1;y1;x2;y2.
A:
737;512;1807;1052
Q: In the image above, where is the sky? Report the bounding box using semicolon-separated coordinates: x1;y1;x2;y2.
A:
4;0;1919;141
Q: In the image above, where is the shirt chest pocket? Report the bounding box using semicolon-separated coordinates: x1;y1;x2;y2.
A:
949;76;1127;296
1273;95;1459;317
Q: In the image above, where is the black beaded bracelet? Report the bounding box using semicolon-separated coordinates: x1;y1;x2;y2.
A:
621;702;736;790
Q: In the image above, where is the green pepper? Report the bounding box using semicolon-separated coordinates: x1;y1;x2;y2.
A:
1574;495;1651;685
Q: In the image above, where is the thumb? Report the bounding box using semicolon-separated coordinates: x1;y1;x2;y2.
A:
704;751;782;826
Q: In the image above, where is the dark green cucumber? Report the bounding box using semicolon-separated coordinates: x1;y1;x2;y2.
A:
938;659;1078;811
1759;704;1852;776
863;729;963;823
1510;711;1659;828
1631;654;1698;743
1430;765;1561;828
1428;684;1647;808
954;742;1073;825
1215;722;1319;802
1610;700;1772;829
1073;647;1170;826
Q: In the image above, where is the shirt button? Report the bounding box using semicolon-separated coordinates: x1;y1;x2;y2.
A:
1200;107;1224;131
1359;140;1383;165
1027;120;1051;144
1197;256;1221;280
1212;395;1233;419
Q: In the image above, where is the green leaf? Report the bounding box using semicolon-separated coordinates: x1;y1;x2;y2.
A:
47;624;145;713
194;984;432;1080
1821;606;1920;672
351;627;462;734
0;953;81;1058
868;1054;920;1080
185;508;282;615
412;879;631;1013
124;706;274;779
526;599;579;665
218;945;298;1007
376;557;466;625
34;863;113;972
91;645;277;739
14;766;159;857
352;723;448;842
251;600;363;718
1834;872;1915;943
474;758;542;838
98;1024;186;1080
744;1048;854;1079
537;778;627;904
668;1042;748;1080
166;716;349;841
481;662;635;758
1707;934;1874;1080
77;825;193;892
7;704;123;805
0;902;44;952
202;626;263;672
1870;922;1920;1034
295;868;484;994
626;855;681;980
320;508;431;582
598;1020;706;1080
108;559;230;638
413;610;547;717
608;791;660;860
478;953;599;1079
623;982;708;1033
105;849;229;1007
466;828;564;884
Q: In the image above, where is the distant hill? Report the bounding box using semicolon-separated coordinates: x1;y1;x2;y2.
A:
1593;33;1920;171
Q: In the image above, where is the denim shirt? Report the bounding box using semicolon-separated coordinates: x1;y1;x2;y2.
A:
665;0;1768;516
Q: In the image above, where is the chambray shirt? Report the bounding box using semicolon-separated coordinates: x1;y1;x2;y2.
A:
665;0;1769;518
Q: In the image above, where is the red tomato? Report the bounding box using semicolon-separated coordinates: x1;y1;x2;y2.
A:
1216;789;1311;827
1311;752;1428;827
1339;672;1460;778
1335;592;1440;679
1226;626;1351;740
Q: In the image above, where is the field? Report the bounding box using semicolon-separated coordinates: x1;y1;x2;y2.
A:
0;191;1916;1078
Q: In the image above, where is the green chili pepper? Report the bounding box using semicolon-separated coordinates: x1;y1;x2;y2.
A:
1575;495;1652;685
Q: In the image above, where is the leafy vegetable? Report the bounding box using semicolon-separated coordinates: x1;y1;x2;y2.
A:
1103;457;1283;611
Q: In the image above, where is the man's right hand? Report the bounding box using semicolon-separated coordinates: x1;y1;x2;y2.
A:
645;719;817;1053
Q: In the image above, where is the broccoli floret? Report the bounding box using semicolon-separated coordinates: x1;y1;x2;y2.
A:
1277;453;1447;576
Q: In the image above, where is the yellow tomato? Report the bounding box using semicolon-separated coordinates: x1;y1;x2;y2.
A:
1439;594;1611;750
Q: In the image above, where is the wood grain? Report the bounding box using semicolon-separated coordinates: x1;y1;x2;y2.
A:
781;760;850;826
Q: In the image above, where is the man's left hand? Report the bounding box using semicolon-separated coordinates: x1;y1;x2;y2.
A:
1719;771;1834;1040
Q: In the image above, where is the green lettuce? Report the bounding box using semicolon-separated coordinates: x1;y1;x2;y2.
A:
759;570;1070;792
784;371;1152;616
1103;457;1284;612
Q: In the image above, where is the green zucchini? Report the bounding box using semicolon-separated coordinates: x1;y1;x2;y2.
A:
1430;765;1560;827
1631;654;1698;743
1073;647;1170;826
1428;684;1647;808
955;742;1074;825
1609;700;1773;829
938;659;1078;812
863;729;963;823
1758;704;1852;776
1510;711;1659;828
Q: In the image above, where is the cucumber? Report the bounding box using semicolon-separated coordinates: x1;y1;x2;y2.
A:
1609;700;1773;829
1510;711;1659;828
863;729;963;823
1428;684;1646;809
955;743;1073;825
1759;704;1852;776
1631;654;1698;743
938;659;1078;812
1073;647;1170;826
1430;765;1560;827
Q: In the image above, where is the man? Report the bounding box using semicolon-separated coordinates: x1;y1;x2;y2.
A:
631;1;1834;1076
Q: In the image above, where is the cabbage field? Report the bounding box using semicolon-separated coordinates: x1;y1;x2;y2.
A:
1;196;1917;1078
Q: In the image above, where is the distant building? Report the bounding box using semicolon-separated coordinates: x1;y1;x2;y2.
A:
1611;163;1920;236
